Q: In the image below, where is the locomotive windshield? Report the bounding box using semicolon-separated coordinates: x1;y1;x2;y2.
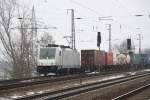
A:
39;48;56;59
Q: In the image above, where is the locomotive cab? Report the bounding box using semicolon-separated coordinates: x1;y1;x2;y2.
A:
37;47;60;74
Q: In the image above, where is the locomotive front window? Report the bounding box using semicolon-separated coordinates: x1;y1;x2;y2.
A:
39;48;56;59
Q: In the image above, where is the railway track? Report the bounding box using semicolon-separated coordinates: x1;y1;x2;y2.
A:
112;84;150;100
0;74;81;86
0;76;49;86
0;74;82;91
0;68;149;91
1;67;148;87
15;72;150;100
0;71;121;91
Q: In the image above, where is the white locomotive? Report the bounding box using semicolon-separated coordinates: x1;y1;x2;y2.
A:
37;44;80;75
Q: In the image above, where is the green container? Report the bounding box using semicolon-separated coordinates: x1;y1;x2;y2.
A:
132;54;141;64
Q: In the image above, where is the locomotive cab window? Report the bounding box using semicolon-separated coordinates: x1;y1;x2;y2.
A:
39;48;56;59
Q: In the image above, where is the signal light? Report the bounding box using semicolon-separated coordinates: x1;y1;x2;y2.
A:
127;39;131;50
97;32;101;47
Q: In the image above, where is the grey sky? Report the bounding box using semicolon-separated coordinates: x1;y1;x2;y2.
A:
20;0;150;52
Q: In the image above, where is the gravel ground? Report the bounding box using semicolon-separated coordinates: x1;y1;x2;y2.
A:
62;75;150;100
0;73;125;99
0;70;149;99
124;86;150;100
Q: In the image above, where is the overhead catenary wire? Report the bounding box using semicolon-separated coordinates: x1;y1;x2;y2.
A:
70;0;104;17
111;0;131;15
69;0;125;38
68;2;127;50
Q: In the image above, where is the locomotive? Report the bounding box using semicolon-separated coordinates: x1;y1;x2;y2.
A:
37;44;80;75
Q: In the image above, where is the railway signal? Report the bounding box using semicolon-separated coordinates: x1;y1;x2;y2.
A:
97;32;101;50
127;38;131;50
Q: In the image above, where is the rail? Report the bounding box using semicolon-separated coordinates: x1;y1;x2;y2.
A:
112;84;150;100
16;72;150;100
0;72;119;91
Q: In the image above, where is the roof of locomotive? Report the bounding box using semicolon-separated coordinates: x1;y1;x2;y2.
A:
45;44;70;49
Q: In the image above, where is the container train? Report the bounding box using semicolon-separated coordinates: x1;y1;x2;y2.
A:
37;44;150;75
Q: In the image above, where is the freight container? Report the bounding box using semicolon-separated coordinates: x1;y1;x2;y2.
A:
140;54;147;64
116;54;127;64
141;54;150;64
113;53;117;65
105;52;113;65
132;54;141;65
131;53;150;65
97;50;106;65
143;54;150;64
126;54;131;64
81;50;106;71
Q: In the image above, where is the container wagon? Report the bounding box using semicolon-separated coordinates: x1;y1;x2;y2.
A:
132;54;141;65
81;50;105;72
144;54;150;64
105;52;113;65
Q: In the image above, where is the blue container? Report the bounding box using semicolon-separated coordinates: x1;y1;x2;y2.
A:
144;54;150;64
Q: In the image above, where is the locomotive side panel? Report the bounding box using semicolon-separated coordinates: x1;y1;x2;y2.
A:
62;49;80;68
37;46;80;74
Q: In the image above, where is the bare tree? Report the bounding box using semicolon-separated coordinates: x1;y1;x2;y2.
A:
143;48;150;54
0;0;36;79
112;40;127;53
112;40;135;53
40;32;55;45
0;0;17;79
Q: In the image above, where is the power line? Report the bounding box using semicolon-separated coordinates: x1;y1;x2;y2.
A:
112;0;131;15
70;0;104;16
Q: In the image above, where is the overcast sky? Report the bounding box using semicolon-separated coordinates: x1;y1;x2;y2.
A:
19;0;150;52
